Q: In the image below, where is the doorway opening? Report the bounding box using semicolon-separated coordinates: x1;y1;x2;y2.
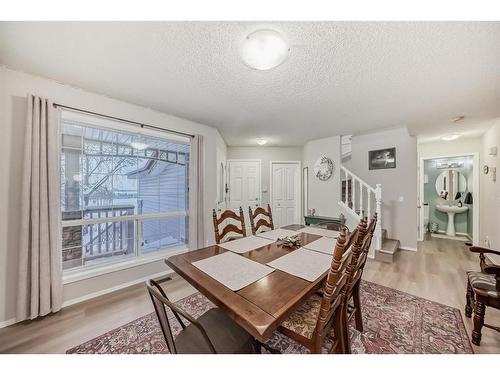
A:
418;153;479;244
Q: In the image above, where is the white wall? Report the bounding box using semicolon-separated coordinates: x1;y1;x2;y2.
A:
0;66;226;325
226;146;303;205
480;119;500;261
345;128;418;250
418;137;482;158
302;136;342;218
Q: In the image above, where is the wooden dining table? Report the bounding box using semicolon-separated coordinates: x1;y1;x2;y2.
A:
165;224;332;341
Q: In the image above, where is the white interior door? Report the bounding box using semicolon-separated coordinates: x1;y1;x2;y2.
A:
271;162;300;228
227;160;261;217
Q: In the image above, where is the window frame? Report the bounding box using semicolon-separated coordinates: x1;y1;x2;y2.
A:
60;110;191;282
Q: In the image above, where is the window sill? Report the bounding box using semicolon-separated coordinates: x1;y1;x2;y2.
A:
62;245;189;284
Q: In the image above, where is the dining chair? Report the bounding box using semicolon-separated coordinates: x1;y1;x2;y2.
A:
342;213;377;353
276;228;353;354
464;246;500;345
146;279;258;353
248;204;274;235
212;207;246;244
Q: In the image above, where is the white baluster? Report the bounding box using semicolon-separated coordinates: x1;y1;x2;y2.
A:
352;177;356;214
367;189;371;219
359;183;364;218
344;170;347;204
375;184;382;251
345;170;348;205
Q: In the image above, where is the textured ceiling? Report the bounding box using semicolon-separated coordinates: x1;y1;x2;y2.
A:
1;22;499;146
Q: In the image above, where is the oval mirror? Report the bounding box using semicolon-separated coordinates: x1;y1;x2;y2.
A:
435;170;467;200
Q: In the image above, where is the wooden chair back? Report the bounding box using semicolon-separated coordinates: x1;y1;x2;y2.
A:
315;227;352;352
345;214;377;293
146;279;217;354
248;204;274;235
212;207;247;244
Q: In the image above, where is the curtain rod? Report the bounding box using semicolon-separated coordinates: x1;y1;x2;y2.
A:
53;103;195;139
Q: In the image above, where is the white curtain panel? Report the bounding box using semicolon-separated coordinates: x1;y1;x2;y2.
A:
189;134;205;249
17;94;63;320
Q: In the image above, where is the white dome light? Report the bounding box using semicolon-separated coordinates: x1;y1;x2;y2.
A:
441;134;461;141
256;138;268;145
241;29;289;70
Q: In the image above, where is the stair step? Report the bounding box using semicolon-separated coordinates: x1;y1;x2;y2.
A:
375;238;400;263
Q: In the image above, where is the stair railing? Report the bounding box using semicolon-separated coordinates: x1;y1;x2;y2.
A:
339;165;382;250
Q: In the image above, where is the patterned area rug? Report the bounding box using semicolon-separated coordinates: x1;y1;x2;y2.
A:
67;281;473;354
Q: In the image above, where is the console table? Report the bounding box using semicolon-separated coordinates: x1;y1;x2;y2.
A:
304;215;345;228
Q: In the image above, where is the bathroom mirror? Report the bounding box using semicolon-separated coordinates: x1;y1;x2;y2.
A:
435;170;467;200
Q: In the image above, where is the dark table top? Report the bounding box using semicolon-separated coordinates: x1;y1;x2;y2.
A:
165;224;328;340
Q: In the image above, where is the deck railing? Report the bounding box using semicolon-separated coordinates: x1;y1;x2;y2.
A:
62;206;188;270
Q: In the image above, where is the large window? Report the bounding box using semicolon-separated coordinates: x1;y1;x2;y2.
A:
60;111;190;272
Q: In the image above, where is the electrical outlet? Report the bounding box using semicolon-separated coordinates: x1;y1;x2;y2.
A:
485;236;491;248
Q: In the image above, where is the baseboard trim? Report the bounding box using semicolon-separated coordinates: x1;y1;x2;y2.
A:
437;230;471;239
399;246;417;252
0;317;18;329
0;270;175;330
62;270;174;308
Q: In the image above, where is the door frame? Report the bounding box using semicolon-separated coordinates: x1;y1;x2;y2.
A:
226;159;262;210
269;160;302;225
418;152;480;244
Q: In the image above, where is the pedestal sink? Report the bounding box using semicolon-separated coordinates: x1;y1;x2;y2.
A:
436;204;468;237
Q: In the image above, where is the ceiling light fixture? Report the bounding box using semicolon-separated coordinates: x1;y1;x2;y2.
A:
241;29;289;70
130;141;149;150
441;134;461;142
256;138;268;145
452;116;465;123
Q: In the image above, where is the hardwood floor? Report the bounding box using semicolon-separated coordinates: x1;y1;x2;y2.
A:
0;236;499;354
0;276;198;354
364;235;500;353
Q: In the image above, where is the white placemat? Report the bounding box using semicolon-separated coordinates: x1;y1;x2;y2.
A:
217;235;275;254
192;252;275;291
303;236;338;255
267;248;333;282
298;226;339;238
255;228;299;241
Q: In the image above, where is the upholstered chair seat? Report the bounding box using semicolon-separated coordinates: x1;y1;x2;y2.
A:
175;308;255;354
467;271;499;298
280;294;323;339
147;279;258;354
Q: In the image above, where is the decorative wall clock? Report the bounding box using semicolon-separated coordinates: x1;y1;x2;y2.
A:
314;156;335;181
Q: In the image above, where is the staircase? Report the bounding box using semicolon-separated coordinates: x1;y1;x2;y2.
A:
338;164;400;262
375;229;400;263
